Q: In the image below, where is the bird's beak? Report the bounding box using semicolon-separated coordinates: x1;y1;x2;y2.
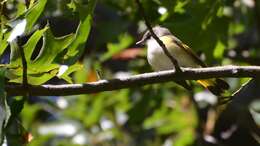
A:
136;39;144;45
136;36;147;45
136;31;149;45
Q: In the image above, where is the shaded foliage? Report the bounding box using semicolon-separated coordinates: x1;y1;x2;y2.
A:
0;0;259;146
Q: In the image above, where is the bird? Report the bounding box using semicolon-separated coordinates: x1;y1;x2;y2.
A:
136;26;229;97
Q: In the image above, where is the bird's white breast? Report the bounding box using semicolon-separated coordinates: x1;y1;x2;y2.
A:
146;37;200;71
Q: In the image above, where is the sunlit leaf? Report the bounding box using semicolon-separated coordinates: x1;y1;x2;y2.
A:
174;128;195;146
64;0;97;64
16;2;27;17
100;33;133;62
213;40;226;59
32;27;73;67
9;68;59;85
0;29;10;56
174;0;188;14
5;0;46;44
25;0;47;32
23;26;48;61
217;6;224;17
21;103;41;129
229;22;245;35
59;64;83;83
84;95;104;127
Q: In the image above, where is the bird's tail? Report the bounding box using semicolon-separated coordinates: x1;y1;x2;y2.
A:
197;79;230;103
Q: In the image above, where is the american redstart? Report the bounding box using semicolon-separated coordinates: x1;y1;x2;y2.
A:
137;26;229;97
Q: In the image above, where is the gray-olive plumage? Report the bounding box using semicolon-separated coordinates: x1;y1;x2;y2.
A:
137;26;229;96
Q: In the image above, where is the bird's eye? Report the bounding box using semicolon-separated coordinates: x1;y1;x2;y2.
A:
147;34;152;39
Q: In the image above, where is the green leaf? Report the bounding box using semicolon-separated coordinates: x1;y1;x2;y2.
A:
21;103;40;130
73;61;88;83
174;0;188;14
27;68;58;85
23;26;48;61
9;68;59;85
174;128;195;146
6;27;68;85
217;5;224;17
229;22;245;35
213;40;226;59
7;63;58;78
0;31;10;56
25;0;47;32
64;0;97;64
32;27;74;67
100;33;133;62
58;64;83;83
67;0;77;11
6;0;47;44
0;68;11;144
84;95;104;127
16;1;27;17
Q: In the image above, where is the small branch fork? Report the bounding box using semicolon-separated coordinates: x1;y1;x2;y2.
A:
5;66;260;96
135;0;182;72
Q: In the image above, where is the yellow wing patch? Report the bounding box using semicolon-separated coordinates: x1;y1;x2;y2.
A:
197;80;215;88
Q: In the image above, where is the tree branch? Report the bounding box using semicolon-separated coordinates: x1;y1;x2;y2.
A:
5;66;260;96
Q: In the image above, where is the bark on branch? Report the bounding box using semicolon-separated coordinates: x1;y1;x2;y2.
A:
5;65;260;96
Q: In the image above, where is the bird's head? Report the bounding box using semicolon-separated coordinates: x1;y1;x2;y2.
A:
136;26;172;45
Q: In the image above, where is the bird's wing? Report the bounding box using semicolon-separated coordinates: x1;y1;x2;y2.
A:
173;39;207;67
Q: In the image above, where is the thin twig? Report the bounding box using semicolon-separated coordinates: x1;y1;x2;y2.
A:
135;0;182;72
17;37;28;91
5;65;260;96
